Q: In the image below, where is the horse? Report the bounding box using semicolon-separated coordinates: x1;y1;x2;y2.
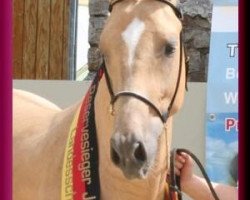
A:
13;0;187;199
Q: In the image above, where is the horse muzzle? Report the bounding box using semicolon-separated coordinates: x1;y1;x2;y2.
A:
110;133;150;179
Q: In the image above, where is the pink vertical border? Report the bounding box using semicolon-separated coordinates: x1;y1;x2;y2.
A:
0;0;12;199
239;0;245;200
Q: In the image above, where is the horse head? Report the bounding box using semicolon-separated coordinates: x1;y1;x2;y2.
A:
99;0;186;179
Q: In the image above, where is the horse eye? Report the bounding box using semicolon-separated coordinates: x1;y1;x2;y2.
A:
164;43;175;56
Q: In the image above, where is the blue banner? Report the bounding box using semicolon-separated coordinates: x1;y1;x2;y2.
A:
207;33;238;113
205;3;238;186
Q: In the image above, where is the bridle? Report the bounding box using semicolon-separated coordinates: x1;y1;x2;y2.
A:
103;0;189;124
104;1;188;198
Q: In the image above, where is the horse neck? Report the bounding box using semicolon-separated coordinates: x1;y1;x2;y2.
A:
40;102;81;167
95;77;173;200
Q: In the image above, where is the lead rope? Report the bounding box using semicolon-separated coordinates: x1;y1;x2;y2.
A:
169;148;221;200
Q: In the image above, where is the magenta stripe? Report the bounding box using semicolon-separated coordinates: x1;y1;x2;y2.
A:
238;0;245;199
0;0;12;199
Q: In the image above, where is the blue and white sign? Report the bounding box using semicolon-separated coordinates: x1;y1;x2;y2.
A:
206;2;238;186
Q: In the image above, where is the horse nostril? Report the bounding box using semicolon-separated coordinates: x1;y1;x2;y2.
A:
111;147;120;166
134;142;146;162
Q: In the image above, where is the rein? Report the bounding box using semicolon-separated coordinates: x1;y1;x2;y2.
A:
169;149;221;200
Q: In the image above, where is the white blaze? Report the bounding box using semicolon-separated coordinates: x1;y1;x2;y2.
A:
122;18;145;67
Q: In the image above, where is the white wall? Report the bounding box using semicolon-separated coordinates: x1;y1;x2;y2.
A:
172;83;207;176
76;5;89;71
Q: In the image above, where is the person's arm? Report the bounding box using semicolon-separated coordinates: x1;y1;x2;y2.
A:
182;174;238;200
175;153;238;200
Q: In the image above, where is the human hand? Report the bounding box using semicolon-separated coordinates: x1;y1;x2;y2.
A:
174;152;194;189
174;152;238;200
